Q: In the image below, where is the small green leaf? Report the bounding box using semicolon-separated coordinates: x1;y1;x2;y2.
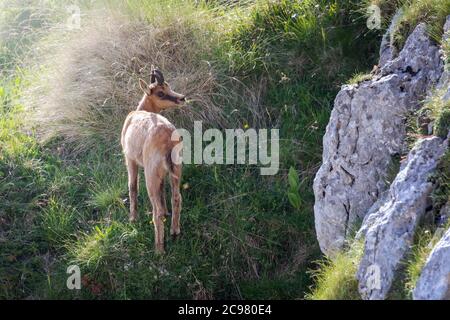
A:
288;192;301;209
94;226;105;239
288;166;300;189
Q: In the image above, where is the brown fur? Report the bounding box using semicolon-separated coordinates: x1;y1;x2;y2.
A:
121;76;185;254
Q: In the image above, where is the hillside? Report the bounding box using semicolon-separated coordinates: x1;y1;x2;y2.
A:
0;0;449;300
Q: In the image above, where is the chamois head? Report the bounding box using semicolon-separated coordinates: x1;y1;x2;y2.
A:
138;66;186;113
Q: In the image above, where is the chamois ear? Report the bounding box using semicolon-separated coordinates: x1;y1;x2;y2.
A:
139;78;151;96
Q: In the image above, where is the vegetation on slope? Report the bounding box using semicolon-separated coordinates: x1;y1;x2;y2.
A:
366;0;450;47
2;0;447;301
0;0;391;299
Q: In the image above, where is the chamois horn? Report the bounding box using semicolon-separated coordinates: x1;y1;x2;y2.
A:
151;65;165;85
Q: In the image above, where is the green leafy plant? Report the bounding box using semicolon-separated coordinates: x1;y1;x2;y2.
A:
287;167;302;210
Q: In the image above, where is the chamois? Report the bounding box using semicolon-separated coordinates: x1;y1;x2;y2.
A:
121;67;185;253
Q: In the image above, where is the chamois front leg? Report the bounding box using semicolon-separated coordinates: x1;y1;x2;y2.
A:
126;158;139;222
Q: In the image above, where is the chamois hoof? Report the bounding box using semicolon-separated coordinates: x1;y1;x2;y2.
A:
155;246;165;255
170;229;181;240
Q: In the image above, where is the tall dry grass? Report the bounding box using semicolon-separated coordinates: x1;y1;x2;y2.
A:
21;1;256;154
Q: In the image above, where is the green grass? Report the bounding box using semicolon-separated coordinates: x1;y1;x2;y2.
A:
366;0;450;48
40;198;78;248
347;72;373;85
306;240;364;300
430;150;450;214
421;15;449;140
434;108;450;138
417;85;450;138
404;228;435;297
225;0;380;83
0;77;57;298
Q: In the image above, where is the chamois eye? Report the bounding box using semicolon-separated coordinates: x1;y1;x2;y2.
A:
157;92;164;98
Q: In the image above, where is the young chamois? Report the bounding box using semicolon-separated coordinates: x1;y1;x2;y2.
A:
121;68;185;253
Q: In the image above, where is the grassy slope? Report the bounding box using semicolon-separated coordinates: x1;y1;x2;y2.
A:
0;0;382;299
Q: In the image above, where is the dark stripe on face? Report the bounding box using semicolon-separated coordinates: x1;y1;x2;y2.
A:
161;94;179;103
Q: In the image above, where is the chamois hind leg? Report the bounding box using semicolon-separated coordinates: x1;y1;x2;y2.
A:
170;163;182;237
160;179;169;216
144;163;167;254
126;157;139;222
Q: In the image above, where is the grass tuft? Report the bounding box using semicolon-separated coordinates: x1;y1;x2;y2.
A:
41;198;78;248
306;240;364;300
365;0;450;49
421;87;450;138
404;228;435;296
347;72;373;85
